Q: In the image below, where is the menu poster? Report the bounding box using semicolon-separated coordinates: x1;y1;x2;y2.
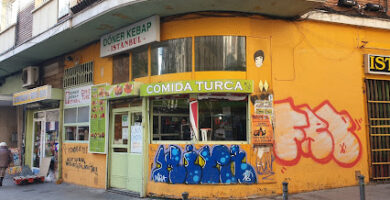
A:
97;82;136;99
131;125;143;153
252;114;274;145
89;85;107;153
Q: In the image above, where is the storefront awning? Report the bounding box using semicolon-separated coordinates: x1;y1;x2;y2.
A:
0;94;12;106
12;85;63;106
140;80;253;97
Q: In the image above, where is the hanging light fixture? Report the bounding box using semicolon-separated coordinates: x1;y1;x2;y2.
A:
337;0;357;8
364;3;383;12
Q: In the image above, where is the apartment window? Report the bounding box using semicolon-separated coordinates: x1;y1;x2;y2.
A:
195;36;246;71
63;61;94;88
151;37;192;75
2;0;18;29
58;0;70;18
131;46;148;80
113;53;129;84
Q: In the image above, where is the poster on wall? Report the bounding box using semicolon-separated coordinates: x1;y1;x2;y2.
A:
130;125;143;153
89;85;107;154
64;85;91;106
252;114;274;145
254;100;273;115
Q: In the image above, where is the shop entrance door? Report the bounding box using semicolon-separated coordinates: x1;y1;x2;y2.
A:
32;118;45;170
109;106;143;193
32;110;59;174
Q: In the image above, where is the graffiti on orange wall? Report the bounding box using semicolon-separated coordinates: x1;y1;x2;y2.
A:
151;145;257;184
254;146;275;181
273;97;362;168
63;144;99;175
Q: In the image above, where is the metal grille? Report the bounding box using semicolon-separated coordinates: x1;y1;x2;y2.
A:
365;79;390;180
63;61;93;88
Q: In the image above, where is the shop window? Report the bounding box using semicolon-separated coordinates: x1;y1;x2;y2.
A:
113;53;129;84
151;38;192;75
198;97;247;141
77;106;89;123
65;126;76;140
131;46;148;80
152;98;190;140
77;126;89;141
195;36;246;71
64;108;77;123
152;95;248;142
64;106;90;142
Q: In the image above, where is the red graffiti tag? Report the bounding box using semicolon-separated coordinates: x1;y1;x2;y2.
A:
340;143;347;154
273;98;362;168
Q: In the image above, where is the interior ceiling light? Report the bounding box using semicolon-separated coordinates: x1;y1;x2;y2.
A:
337;0;357;8
364;3;383;12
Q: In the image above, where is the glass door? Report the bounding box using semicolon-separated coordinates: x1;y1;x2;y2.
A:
32;110;59;175
32;119;45;169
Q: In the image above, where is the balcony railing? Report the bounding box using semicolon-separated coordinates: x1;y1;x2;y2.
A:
70;0;99;14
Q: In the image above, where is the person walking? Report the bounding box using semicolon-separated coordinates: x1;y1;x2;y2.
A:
0;142;12;186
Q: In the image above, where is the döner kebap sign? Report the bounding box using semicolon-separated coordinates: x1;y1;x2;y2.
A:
100;15;160;57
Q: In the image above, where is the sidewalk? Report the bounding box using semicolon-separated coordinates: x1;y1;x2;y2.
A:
0;179;148;200
0;177;389;200
255;183;390;200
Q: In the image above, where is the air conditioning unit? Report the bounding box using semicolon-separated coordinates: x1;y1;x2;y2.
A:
22;66;39;89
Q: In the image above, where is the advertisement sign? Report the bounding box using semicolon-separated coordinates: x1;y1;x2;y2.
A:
364;54;390;75
254;100;273;115
64;85;91;106
131;125;143;153
252;115;274;145
13;85;52;106
140;80;253;96
100;15;160;57
96;82;141;99
89;85;107;154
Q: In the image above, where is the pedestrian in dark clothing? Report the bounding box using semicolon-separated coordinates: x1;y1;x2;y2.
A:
0;142;12;186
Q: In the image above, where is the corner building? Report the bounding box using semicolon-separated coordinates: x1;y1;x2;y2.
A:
1;0;390;199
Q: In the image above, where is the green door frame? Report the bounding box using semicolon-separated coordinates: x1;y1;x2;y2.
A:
107;97;149;197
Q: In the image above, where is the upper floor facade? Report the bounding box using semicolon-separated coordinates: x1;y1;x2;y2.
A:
2;0;390;91
0;0;327;79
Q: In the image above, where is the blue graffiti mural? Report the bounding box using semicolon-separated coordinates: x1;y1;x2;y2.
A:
151;146;169;183
184;145;202;184
167;145;186;184
151;144;257;184
199;146;220;184
231;145;257;183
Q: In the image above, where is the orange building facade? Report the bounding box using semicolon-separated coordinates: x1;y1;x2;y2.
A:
55;14;390;198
